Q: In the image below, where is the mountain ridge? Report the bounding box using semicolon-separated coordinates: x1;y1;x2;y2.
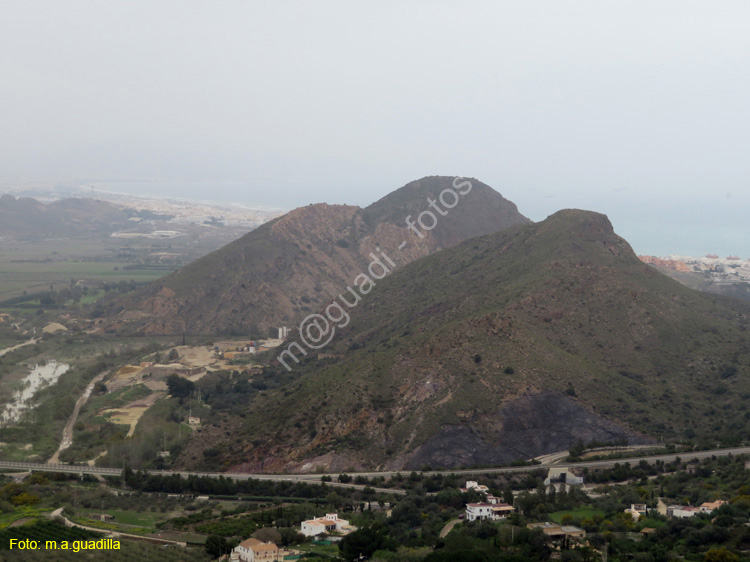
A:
175;209;750;472
103;176;530;335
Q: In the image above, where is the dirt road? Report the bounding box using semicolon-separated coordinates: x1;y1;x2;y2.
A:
0;337;38;358
48;370;109;464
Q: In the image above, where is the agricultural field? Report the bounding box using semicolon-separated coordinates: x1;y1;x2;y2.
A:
0;215;255;306
0;472;321;560
0;236;167;303
0;536;211;562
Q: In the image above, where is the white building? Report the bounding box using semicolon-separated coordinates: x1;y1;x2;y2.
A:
490;504;516;519
668;505;701;519
300;513;356;537
462;480;490;494
544;468;584;487
465;502;515;521
466;503;493;521
231;537;279;562
625;503;648;521
700;500;728;513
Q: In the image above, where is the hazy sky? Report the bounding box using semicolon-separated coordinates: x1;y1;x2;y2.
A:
1;1;749;256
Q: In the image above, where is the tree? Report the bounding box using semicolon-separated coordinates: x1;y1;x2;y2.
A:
11;492;40;506
705;547;740;562
205;534;230;557
279;527;304;546
569;439;585;458
166;374;195;399
339;527;395;561
252;527;282;545
503;485;514;505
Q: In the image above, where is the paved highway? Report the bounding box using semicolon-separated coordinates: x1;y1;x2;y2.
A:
2;446;749;491
0;460;405;495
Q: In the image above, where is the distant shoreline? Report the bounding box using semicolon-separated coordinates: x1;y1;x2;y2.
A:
1;183;288;215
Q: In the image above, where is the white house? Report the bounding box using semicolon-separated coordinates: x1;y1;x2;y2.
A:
668;505;701;519
666;501;726;519
544;468;584;487
300;513;355;537
625;503;648;521
462;480;490;494
465;502;515;521
231;537;280;562
491;504;516;519
466;503;494;521
700;500;728;513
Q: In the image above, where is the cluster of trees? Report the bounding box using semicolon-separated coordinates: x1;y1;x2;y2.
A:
122;469;339;501
2;280;139;311
0;474;57;515
166;373;195;399
567;437;629;460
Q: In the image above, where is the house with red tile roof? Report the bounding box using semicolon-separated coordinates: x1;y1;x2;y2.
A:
231;537;280;562
300;513;356;537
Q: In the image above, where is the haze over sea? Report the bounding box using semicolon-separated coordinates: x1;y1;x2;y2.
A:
85;179;749;260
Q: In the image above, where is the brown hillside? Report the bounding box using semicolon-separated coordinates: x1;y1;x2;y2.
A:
104;176;529;335
177;210;750;472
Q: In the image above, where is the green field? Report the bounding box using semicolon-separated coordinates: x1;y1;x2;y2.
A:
0;507;54;530
296;541;341;558
0;237;170;301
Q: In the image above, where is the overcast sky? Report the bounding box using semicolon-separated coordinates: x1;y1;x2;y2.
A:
1;1;749;256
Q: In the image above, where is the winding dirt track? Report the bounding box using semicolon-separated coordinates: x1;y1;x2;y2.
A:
48;370;109;464
0;337;38;357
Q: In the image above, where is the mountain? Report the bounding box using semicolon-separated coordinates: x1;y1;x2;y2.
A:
0;195;155;238
104;176;529;335
179;210;750;472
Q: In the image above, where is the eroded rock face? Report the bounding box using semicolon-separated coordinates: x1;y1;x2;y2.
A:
403;391;653;469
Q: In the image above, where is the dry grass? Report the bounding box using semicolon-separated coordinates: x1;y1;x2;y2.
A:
102;392;164;437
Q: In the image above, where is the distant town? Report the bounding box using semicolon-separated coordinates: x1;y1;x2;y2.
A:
92;189;284;229
0;182;285;230
639;254;750;284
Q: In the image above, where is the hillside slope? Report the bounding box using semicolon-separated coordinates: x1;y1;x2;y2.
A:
0;195;154;238
105;176;529;335
181;210;750;472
